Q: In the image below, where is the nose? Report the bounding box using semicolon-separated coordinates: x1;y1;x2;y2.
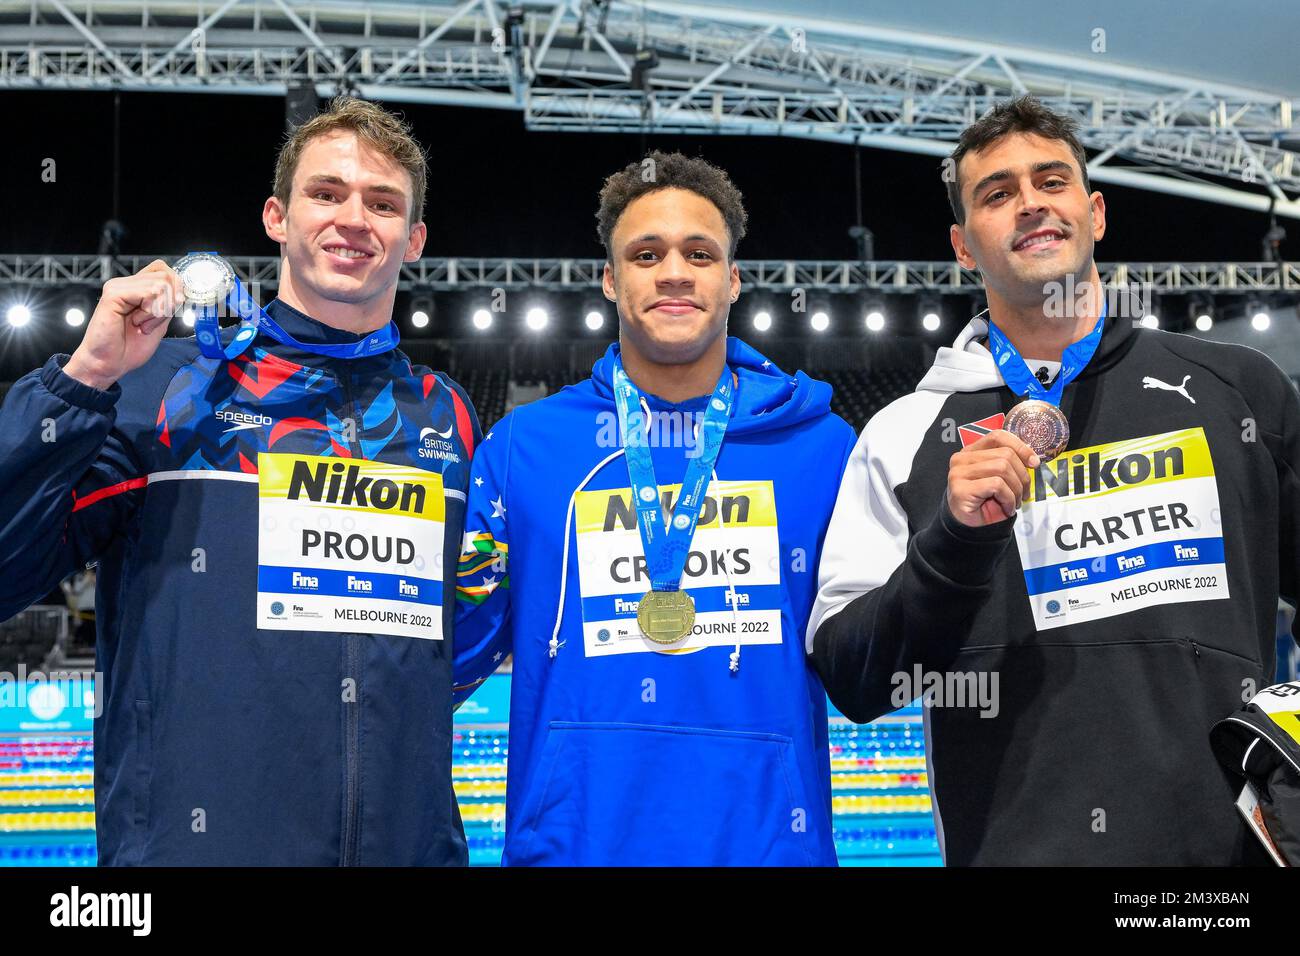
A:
655;248;693;287
335;192;370;232
1016;183;1049;219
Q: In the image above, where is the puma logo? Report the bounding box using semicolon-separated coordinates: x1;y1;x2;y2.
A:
1142;374;1195;404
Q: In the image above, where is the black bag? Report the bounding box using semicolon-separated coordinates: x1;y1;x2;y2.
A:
1211;681;1300;866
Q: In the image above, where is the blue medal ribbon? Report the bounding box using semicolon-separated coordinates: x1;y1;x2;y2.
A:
192;260;400;362
611;355;734;594
986;298;1108;404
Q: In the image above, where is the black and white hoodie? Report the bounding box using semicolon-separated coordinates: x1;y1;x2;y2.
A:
807;301;1300;865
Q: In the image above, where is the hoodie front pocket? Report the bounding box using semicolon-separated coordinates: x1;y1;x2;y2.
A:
508;721;816;866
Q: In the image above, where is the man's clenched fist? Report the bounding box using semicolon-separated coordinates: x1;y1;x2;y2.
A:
63;260;185;391
947;429;1041;528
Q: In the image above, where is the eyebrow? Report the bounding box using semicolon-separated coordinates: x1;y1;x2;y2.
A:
302;174;407;201
624;232;722;246
970;160;1075;200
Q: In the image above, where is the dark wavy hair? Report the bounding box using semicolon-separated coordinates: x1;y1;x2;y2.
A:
945;95;1090;225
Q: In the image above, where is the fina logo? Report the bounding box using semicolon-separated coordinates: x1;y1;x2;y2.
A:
639;486;657;502
711;398;726;411
198;331;214;345
1046;600;1061;614
270;601;285;616
672;513;691;530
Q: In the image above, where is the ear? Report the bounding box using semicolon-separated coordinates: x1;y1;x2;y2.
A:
1089;190;1106;243
602;261;617;302
263;196;287;245
950;223;977;270
728;260;741;302
404;220;427;262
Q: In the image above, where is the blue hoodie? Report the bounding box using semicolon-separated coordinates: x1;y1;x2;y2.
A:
454;337;857;865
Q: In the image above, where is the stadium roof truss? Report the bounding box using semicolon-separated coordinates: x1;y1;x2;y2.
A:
6;254;1300;295
2;0;1298;217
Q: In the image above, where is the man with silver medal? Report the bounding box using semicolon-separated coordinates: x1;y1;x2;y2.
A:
0;97;480;865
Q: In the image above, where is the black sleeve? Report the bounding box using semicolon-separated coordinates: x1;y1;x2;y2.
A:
810;499;1015;723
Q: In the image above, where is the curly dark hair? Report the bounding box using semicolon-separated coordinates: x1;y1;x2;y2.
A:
944;95;1091;226
596;150;748;262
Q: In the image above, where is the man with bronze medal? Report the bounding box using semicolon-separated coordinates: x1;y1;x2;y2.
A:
809;96;1300;865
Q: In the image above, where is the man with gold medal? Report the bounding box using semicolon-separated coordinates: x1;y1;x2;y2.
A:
453;151;857;866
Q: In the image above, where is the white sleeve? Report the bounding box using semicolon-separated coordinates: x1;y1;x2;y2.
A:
805;391;947;653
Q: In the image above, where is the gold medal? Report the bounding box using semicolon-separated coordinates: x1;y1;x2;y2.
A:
1004;399;1069;462
636;589;696;644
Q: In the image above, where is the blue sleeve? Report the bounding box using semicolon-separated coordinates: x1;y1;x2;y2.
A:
0;354;147;620
452;412;514;706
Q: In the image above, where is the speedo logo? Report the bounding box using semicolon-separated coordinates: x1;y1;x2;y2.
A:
286;460;427;514
1032;444;1184;501
217;408;272;433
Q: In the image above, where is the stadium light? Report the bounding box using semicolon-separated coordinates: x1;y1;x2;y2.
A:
182;307;196;328
865;310;885;333
472;309;493;331
1141;314;1159;329
6;304;31;328
1252;311;1271;331
585;311;605;331
525;307;549;332
409;294;433;330
922;312;941;332
65;307;86;327
1195;314;1213;332
810;311;829;333
753;311;771;332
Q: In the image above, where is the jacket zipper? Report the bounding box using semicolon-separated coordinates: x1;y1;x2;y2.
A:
339;369;363;867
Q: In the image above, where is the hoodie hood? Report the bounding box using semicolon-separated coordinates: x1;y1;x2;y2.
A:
589;336;832;435
918;291;1139;396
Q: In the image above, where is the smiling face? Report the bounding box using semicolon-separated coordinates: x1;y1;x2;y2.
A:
602;187;740;365
263;130;426;328
949;132;1105;308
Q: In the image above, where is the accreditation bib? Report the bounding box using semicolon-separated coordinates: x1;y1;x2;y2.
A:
1014;427;1229;630
574;479;783;656
256;452;445;640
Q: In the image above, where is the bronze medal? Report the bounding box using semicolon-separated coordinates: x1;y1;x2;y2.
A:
1004;399;1069;462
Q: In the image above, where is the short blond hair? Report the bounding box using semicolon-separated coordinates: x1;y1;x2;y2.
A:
272;95;428;224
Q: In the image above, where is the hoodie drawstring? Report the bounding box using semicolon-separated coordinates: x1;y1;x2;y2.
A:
550;448;625;658
711;464;742;674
